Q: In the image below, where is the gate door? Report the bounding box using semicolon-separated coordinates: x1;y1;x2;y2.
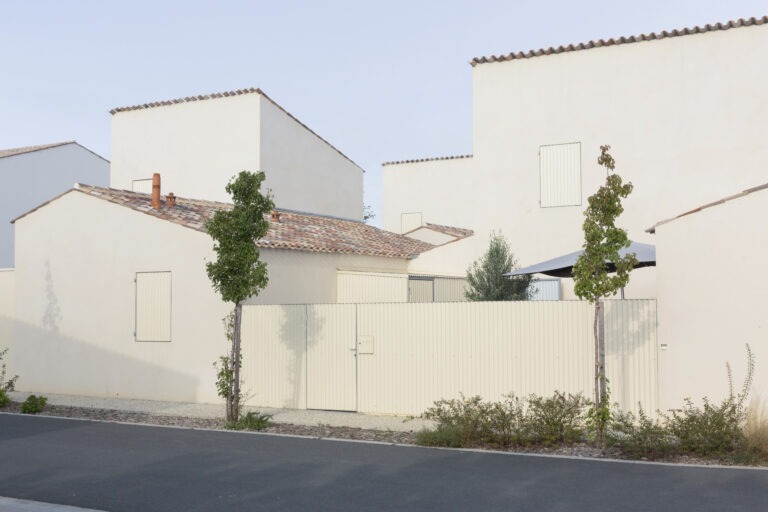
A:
306;304;357;411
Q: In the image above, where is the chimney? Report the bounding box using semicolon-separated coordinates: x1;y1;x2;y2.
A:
271;210;281;222
151;173;161;209
165;192;176;207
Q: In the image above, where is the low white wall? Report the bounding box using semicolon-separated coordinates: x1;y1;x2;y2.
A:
242;300;658;415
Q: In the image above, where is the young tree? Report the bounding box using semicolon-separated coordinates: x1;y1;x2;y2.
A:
572;146;637;440
465;233;532;301
206;171;274;422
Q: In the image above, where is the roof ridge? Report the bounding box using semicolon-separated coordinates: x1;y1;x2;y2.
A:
109;87;363;171
0;141;76;159
471;15;768;66
647;181;768;233
41;184;437;260
382;154;473;167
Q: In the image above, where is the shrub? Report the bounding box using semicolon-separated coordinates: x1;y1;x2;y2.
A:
420;395;492;447
665;344;754;458
743;397;768;462
0;347;19;408
607;407;676;459
418;392;587;449
21;394;47;414
527;391;588;446
227;410;273;431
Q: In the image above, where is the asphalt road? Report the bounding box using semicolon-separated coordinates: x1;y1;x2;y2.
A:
1;414;766;512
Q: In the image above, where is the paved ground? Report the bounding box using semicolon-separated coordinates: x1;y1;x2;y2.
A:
1;414;767;512
7;391;431;431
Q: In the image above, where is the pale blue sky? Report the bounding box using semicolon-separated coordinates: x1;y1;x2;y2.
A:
2;0;765;224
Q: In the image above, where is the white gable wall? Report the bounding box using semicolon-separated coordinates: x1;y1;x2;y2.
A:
259;97;364;220
384;23;768;299
111;92;364;220
13;191;229;403
110;94;262;203
0;143;109;267
654;189;768;411
10;190;408;402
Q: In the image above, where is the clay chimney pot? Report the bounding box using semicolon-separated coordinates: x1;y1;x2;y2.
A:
151;173;161;209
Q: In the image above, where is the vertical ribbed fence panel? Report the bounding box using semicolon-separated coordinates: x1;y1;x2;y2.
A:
604;300;658;413
241;304;307;409
306;304;357;411
242;300;657;416
356;301;596;416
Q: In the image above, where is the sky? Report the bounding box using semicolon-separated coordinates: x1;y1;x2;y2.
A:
1;0;766;225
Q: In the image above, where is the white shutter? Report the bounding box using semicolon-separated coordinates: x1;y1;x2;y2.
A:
135;272;172;342
540;142;581;207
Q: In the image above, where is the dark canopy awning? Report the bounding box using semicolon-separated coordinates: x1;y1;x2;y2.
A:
504;241;656;278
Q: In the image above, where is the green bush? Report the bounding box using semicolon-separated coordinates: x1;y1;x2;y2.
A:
418;392;587;449
420;395;492;447
227;410;273;431
527;392;588;446
607;407;676;459
0;347;19;408
21;395;47;414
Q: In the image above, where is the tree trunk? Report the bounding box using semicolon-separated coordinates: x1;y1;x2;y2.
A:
593;300;600;408
228;302;243;423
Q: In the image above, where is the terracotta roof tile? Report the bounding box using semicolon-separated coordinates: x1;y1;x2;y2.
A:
0;141;75;159
109;87;362;171
422;223;474;240
382;154;473;167
471;16;767;66
70;185;436;259
647;182;768;233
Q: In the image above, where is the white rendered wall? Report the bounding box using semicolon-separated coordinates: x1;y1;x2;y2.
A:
0;269;13;354
111;93;364;219
10;190;407;402
654;190;768;411
0;144;109;267
13;192;231;403
110;94;263;203
385;24;768;299
259;97;364;220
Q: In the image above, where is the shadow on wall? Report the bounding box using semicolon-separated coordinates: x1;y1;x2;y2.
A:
43;260;61;333
6;318;202;403
603;299;658;414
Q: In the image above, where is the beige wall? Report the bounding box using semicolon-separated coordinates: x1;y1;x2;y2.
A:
13;192;230;403
242;300;658;415
384;23;768;299
9;190;410;402
654;189;768;411
111;93;364;220
259;97;363;220
111;94;262;203
0;269;14;357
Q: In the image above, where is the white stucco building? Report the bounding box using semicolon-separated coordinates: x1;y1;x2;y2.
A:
110;88;364;220
5;181;469;402
649;183;768;410
383;16;768;299
0;141;109;267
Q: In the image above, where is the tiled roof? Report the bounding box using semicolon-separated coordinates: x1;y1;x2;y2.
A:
423;223;474;240
109;87;362;171
0;141;75;159
647;182;768;234
382;154;473;167
64;185;437;259
471;16;767;66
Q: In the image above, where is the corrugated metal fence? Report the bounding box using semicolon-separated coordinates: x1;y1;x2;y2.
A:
241;300;657;416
